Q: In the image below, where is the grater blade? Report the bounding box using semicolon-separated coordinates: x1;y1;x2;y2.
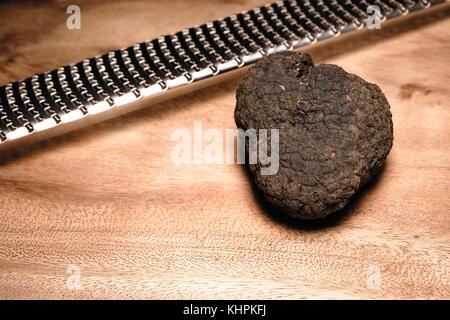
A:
0;0;446;150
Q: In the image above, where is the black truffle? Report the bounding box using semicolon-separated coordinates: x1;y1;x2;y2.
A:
234;52;393;219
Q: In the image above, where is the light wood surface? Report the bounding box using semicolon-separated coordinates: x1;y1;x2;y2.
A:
0;0;449;299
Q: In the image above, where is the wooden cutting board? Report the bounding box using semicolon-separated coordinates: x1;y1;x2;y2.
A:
0;0;449;299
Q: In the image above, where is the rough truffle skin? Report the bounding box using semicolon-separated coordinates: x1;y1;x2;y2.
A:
234;52;393;219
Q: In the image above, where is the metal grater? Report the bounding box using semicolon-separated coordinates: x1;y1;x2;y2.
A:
0;0;447;150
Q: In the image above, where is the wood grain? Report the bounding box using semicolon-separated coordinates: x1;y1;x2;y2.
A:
0;0;449;299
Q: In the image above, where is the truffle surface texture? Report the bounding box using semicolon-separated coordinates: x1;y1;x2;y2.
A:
234;52;393;219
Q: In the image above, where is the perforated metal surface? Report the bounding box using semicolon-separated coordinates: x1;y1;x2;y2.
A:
0;0;445;147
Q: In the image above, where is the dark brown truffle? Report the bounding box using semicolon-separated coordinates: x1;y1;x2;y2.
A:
234;51;393;219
